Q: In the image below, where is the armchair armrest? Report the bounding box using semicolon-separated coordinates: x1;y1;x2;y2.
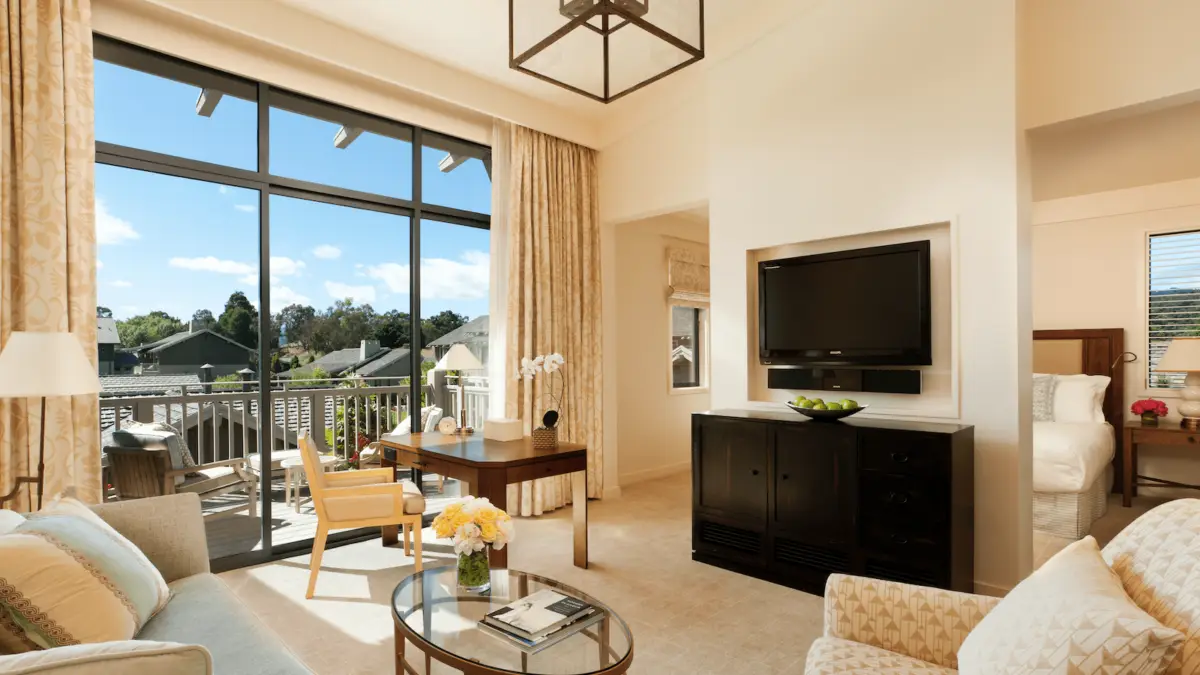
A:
164;457;247;479
823;573;999;670
0;640;212;675
325;468;394;487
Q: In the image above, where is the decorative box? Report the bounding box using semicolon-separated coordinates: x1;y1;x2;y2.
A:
483;418;523;442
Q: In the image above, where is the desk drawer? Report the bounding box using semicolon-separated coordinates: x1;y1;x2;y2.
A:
860;431;946;477
1135;428;1200;446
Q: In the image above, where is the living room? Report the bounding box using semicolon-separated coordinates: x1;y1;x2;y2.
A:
2;1;1199;674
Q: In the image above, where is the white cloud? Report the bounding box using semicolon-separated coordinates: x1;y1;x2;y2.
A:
270;256;305;277
110;280;133;288
273;285;311;306
218;186;229;195
234;204;256;213
312;245;342;260
325;281;376;304
169;256;255;275
239;274;259;285
369;250;490;300
95;199;140;245
96;260;104;270
364;262;409;293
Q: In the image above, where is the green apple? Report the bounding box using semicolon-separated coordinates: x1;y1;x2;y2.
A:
839;399;858;410
826;402;843;411
812;403;828;410
798;400;815;409
809;398;824;405
793;396;808;406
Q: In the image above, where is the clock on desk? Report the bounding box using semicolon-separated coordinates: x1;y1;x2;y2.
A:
437;416;458;435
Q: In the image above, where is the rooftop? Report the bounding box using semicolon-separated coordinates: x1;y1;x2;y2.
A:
428;315;489;347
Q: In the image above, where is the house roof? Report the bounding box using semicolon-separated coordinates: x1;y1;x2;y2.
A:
97;317;120;345
138;329;254;355
100;373;202;395
428;315;488;347
284;345;434;380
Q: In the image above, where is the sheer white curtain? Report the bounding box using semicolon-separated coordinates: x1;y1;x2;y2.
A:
487;120;511;419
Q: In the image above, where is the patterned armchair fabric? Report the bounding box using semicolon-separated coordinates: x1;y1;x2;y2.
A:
821;574;999;671
1101;498;1200;675
806;637;956;674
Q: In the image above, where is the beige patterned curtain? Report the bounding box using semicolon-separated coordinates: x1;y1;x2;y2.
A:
0;0;100;507
504;124;602;516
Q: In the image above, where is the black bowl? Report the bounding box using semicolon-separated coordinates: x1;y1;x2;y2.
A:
785;402;868;422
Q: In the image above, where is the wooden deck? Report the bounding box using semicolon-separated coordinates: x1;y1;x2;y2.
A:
202;475;464;560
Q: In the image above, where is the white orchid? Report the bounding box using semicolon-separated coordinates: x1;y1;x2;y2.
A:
543;353;564;373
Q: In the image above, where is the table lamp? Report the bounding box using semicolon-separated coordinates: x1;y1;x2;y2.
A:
1158;337;1200;431
434;344;484;434
0;332;101;509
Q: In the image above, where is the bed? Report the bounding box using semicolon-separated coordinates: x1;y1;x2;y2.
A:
1032;329;1129;539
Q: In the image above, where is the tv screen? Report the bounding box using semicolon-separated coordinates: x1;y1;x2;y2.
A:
759;240;931;366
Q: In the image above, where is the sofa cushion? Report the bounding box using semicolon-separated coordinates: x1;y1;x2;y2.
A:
806;637;956;674
0;639;211;675
959;536;1183;674
0;499;170;652
139;574;309;674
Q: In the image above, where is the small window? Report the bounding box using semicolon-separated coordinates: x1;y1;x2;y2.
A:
671;305;705;389
1147;230;1200;388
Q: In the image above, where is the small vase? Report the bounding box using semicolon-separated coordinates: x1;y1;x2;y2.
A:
1141;412;1160;427
457;549;491;593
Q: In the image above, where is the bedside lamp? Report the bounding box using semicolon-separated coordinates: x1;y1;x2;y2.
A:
1158;337;1200;431
434;344;484;433
0;332;101;509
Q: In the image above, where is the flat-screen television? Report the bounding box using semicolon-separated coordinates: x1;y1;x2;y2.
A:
758;240;931;366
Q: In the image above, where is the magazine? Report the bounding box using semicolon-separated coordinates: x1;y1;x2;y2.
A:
478;611;605;655
483;589;595;639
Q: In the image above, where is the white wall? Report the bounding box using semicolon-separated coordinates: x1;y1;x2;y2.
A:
1033;177;1200;495
614;215;710;486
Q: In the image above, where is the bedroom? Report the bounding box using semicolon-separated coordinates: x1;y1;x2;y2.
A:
1030;98;1200;563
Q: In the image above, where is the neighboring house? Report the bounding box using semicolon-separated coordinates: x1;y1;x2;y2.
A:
283;340;432;385
136;322;254;377
427;315;488;364
97;317;121;375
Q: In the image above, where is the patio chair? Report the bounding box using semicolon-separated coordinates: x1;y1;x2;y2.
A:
104;446;258;520
298;431;425;599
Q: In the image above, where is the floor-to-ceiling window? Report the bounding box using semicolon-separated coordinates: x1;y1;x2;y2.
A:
94;36;491;570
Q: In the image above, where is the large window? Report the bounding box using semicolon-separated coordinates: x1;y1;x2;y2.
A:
94;36;490;569
1147;230;1200;389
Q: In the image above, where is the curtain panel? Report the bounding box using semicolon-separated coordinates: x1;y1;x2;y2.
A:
503;124;602;516
0;0;99;506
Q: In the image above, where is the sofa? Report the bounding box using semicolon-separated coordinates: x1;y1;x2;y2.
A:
806;498;1200;674
0;494;311;675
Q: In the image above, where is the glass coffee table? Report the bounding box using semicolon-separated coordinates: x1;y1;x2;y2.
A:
392;567;633;675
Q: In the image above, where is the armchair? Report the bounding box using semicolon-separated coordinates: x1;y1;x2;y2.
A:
298;432;426;599
105;446;257;520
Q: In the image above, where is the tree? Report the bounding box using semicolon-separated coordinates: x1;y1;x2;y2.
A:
371;310;410;349
191;309;215;327
275;304;316;348
116;311;184;347
218;291;258;349
421;310;468;344
96;306;113;319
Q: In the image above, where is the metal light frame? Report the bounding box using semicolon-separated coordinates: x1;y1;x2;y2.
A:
509;0;705;104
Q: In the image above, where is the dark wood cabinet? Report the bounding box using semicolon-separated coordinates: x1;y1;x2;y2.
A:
692;409;974;594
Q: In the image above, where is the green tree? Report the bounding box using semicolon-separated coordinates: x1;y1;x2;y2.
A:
421;310;468;345
116;311;184;347
371;309;410;349
191;309;215;327
218;291;258;348
276;304;316;348
96;306;113;319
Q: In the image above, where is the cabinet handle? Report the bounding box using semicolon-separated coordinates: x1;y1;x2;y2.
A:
887;491;910;505
890;534;909;545
891;452;910;464
751;469;760;476
781;474;789;480
1190;436;1196;444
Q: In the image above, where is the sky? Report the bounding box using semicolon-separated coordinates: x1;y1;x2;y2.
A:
94;59;491;326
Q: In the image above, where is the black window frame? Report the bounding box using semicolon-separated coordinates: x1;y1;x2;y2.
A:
93;35;491;571
671;305;705;390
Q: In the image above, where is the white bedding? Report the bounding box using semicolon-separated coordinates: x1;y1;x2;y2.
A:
1033;421;1115;493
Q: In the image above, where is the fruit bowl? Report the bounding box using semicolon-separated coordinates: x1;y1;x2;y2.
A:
785;401;868;422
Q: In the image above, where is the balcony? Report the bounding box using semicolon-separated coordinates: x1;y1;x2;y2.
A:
99;373;490;559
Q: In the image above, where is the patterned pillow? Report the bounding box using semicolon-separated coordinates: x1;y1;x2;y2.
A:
109;426;195;484
0;498;170;653
1032;373;1057;422
126;422;200;473
958;536;1183;674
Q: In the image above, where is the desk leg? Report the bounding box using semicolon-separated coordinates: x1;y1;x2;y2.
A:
477;470;508;569
1123;428;1134;508
573;471;588;569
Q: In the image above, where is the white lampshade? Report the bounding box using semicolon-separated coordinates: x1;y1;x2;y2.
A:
1158;338;1200;372
434;344;484;372
0;332;101;397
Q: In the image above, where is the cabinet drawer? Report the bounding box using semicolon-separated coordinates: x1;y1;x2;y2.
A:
859;430;945;476
1135;428;1200;446
861;520;944;562
860;472;945;522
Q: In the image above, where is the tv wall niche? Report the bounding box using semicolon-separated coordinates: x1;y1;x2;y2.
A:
747;221;957;420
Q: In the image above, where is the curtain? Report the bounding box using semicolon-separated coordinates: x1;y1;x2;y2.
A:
487;120;511;419
504;124;602;516
0;0;99;507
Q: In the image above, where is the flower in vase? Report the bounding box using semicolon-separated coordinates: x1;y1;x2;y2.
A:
432;496;515;553
1131;398;1169;417
544;353;565;373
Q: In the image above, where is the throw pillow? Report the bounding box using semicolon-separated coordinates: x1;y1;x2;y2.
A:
1032;373;1057;422
958;536;1183;675
125;422;200;474
109;426;194;484
1052;374;1110;424
0;498;170;653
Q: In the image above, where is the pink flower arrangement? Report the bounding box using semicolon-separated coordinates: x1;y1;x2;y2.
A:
1131;398;1169;417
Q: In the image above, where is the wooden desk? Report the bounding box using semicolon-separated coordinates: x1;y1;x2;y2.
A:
377;432;589;569
1123;420;1200;507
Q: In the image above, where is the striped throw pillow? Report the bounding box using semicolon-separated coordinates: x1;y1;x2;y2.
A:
0;498;170;653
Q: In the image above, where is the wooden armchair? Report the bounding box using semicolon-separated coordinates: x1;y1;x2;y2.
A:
104;446;258;520
298;432;425;599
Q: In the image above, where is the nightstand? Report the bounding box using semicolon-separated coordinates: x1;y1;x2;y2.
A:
1123;420;1200;507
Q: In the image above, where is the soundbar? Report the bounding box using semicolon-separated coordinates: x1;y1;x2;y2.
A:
767;368;921;395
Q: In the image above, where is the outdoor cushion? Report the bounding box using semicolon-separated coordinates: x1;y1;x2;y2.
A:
109;427;192;485
177;466;243;495
246;449;302;474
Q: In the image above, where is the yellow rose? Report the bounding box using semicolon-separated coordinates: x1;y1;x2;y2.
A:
479;522;499;542
475;507;499;525
452;512;472;532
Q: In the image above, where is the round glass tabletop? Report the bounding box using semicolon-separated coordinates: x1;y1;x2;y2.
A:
392;567;633;675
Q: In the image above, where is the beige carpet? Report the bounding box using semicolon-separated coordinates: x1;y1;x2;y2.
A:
220;472;825;675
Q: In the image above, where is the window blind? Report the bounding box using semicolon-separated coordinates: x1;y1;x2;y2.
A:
1148;230;1200;388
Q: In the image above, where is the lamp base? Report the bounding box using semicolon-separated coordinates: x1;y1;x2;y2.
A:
1183;417;1200;432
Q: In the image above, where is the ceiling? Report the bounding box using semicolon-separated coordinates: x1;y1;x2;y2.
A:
276;0;749;117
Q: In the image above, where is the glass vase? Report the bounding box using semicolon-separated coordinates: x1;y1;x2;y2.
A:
457;549;491;593
1141;412;1160;427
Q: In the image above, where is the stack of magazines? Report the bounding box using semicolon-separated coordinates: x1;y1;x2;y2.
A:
479;589;602;652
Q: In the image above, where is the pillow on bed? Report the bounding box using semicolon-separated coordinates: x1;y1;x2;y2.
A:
1052;374;1110;424
1032;374;1057;422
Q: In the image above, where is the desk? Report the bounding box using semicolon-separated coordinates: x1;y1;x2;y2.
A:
1123;420;1200;507
377;432;589;569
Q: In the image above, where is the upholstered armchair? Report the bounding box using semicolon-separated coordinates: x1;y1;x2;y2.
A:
806;499;1200;674
298;432;426;599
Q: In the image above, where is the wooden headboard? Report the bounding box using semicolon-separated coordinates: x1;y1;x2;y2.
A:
1033;328;1128;492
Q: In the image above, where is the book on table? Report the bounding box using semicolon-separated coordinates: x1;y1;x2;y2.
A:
478;610;605;654
483;589;595;640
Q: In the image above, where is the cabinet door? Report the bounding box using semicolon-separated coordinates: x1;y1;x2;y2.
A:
694;418;768;521
772;425;855;545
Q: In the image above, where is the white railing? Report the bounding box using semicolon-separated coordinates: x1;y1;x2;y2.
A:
446;375;490;431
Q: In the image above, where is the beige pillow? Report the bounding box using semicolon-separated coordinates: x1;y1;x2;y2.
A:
958;536;1183;674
